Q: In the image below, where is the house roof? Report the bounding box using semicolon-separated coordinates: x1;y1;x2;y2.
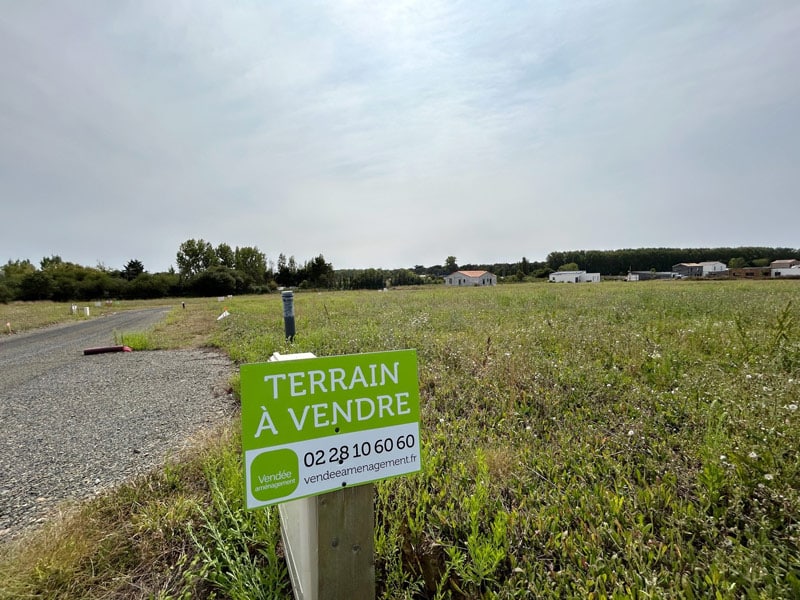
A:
771;259;799;268
455;270;492;277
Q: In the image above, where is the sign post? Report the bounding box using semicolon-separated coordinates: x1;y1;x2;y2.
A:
241;349;421;599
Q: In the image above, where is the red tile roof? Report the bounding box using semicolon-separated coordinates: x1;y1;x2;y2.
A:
458;270;490;277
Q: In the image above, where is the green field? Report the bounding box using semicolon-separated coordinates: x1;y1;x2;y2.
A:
2;281;799;599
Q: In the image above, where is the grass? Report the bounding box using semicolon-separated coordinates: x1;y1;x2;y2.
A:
2;281;799;598
0;298;178;336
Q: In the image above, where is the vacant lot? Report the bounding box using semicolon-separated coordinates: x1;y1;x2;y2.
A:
2;281;799;598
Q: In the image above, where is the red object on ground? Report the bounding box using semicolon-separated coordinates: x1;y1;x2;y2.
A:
83;345;130;355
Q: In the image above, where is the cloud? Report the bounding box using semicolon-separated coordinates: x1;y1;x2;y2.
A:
1;1;798;271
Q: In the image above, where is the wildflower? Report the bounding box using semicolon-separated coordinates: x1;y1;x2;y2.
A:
749;451;758;459
787;404;798;412
745;374;752;380
719;455;727;461
764;474;774;481
627;430;635;437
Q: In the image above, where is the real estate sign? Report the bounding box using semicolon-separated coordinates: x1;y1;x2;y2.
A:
241;349;421;509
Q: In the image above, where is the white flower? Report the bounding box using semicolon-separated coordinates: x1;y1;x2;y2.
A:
719;455;727;461
745;374;752;380
627;430;635;437
764;473;774;481
749;451;758;459
787;404;798;412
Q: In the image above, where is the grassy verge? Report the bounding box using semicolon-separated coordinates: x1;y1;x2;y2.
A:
0;298;179;336
2;283;799;598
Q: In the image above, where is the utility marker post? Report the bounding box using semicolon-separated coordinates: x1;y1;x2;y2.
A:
282;291;296;341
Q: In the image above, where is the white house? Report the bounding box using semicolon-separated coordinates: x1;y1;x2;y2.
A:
444;270;497;286
549;270;600;283
772;265;800;278
698;261;727;276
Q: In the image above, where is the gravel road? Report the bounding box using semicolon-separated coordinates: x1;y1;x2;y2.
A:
0;308;237;539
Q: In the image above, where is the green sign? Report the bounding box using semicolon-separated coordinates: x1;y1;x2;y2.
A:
241;349;421;508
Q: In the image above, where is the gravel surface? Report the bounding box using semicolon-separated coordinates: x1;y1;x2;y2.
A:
0;309;237;539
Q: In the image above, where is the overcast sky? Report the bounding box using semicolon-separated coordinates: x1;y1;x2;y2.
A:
1;1;798;272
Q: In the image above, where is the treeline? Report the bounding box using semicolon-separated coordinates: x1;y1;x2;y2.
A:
545;246;800;275
335;268;426;290
0;239;339;302
4;244;799;303
0;238;441;303
409;257;550;279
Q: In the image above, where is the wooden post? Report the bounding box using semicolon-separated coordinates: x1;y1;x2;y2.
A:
279;485;375;600
317;484;375;599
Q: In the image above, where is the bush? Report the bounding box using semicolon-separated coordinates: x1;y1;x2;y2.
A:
0;281;11;303
18;272;55;301
191;268;237;297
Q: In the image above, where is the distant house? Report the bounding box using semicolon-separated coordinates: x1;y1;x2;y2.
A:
772;265;800;278
672;263;703;278
444;270;497;286
770;259;800;270
698;261;727;276
626;271;679;281
549;270;600;283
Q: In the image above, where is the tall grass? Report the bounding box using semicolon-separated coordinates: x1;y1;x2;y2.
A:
2;281;799;598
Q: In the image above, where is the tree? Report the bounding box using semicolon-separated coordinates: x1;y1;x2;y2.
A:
176;239;218;277
306;254;334;288
445;256;458;273
216;243;236;269
19;271;55;300
2;259;36;279
728;257;747;269
558;262;580;271
235;246;268;286
122;259;145;281
40;255;63;270
125;272;178;299
276;255;301;287
1;260;36;299
191;267;237;296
